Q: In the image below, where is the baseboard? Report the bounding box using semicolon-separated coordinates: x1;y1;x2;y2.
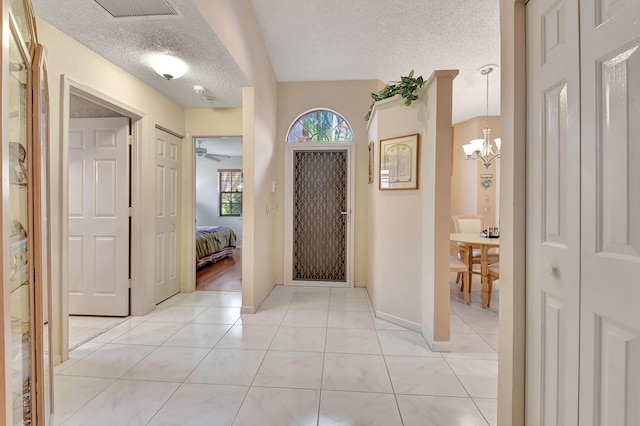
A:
354;281;366;288
430;340;452;351
274;280;284;286
241;305;256;314
375;310;422;332
421;327;452;352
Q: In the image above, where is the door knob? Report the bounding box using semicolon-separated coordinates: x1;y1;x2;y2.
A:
544;264;557;277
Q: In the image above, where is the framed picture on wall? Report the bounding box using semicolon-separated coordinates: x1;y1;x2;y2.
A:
368;141;374;184
379;133;419;190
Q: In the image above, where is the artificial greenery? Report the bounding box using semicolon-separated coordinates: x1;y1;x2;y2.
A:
364;70;425;121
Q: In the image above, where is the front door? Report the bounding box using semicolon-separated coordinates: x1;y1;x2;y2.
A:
285;144;353;287
68;117;130;316
154;128;182;303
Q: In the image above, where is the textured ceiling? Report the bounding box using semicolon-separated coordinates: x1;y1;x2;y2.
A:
33;0;501;123
250;0;502;123
32;0;250;108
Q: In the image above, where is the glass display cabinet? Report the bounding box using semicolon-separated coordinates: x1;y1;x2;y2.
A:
3;0;51;424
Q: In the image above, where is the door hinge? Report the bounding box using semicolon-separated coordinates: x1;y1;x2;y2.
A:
127;135;133;146
128;207;133;217
128;279;132;288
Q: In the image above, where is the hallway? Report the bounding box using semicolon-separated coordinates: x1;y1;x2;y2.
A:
54;284;498;425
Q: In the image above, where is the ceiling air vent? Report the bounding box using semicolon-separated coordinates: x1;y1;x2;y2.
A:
94;0;180;19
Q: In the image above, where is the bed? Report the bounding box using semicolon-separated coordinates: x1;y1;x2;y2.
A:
196;226;237;268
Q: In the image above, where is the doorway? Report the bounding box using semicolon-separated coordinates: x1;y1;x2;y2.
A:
59;79;146;357
284;143;354;287
194;136;243;292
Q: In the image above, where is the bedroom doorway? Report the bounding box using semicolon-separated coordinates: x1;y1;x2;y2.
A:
62;84;145;353
194;137;243;292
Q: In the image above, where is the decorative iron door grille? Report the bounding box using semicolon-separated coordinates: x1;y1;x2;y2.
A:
293;150;347;281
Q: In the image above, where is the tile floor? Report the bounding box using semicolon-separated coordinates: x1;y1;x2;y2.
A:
68;315;129;349
55;281;499;425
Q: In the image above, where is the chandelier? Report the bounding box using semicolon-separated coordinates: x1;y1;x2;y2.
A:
462;66;501;168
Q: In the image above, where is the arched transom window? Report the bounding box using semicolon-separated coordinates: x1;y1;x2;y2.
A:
286;108;353;142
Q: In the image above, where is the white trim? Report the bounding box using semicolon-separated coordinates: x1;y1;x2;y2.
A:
60;76;147;360
241;306;256;314
284;142;355;288
421;326;452;352
375;310;422;332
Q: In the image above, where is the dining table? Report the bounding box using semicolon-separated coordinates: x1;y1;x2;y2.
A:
450;232;500;308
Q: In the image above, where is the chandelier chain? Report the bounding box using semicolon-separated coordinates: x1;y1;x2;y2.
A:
481;66;493;129
462;65;500;169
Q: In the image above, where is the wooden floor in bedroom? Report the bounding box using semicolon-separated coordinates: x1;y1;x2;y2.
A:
195;248;242;292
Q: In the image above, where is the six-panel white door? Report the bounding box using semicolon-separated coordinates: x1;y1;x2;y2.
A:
68;117;130;316
154;128;181;303
579;0;640;423
527;0;640;424
526;0;581;423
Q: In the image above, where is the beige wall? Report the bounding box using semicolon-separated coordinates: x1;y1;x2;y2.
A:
181;107;243;293
365;71;458;347
184;108;242;136
451;116;501;230
37;17;185;362
366;96;425;329
193;0;279;313
275;80;380;286
420;71;458;348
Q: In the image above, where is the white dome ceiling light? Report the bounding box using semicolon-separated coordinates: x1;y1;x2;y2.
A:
148;53;187;80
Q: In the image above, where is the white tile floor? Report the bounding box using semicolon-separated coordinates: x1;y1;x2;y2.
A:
67;315;129;349
55;281;499;426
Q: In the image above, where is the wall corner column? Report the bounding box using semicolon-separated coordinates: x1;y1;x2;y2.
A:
421;70;458;351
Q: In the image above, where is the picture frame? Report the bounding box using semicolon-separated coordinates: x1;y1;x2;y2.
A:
379;133;419;190
368;141;374;184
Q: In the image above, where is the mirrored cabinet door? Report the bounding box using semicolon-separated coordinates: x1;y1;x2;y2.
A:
8;17;34;426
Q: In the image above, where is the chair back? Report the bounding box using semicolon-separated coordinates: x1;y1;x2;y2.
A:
452;215;483;234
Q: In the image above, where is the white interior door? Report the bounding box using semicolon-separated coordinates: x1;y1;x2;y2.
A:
68;117;130;316
154;128;181;303
579;0;640;424
526;0;581;423
284;144;353;287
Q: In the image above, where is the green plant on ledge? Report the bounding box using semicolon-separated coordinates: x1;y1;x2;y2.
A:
364;69;425;121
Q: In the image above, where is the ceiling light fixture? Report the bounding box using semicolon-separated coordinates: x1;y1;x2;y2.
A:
462;65;501;168
149;53;187;80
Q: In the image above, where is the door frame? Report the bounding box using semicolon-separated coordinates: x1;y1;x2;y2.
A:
182;132;243;293
58;76;145;362
283;142;355;288
498;0;527;425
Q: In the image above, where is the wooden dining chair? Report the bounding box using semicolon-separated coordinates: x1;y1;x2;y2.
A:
451;215;499;289
450;255;471;305
486;263;500;307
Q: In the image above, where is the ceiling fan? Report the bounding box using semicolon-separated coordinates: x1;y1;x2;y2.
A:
195;141;232;162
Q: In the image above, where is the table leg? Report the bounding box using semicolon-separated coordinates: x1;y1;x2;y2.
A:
481;245;489;308
463;269;470;305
